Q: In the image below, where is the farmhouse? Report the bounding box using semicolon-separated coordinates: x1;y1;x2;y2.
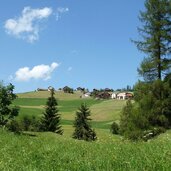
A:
111;92;134;100
96;92;111;99
117;92;134;100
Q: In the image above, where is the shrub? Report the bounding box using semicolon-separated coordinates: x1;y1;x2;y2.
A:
0;83;19;127
21;115;40;132
142;127;166;141
6;120;21;134
110;122;119;135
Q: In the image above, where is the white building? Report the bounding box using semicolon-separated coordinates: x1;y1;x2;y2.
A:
111;93;117;99
117;92;127;100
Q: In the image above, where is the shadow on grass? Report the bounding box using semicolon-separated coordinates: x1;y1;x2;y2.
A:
21;132;37;137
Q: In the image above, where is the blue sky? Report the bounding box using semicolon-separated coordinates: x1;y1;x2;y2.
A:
0;0;145;92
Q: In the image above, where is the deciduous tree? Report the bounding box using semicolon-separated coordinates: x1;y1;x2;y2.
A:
0;83;19;127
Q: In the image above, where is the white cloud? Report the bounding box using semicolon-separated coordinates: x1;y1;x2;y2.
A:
67;67;72;71
15;62;59;81
4;7;52;42
56;7;69;21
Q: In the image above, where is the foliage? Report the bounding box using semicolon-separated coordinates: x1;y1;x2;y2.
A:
63;86;74;94
134;0;171;81
21;115;40;132
120;78;171;140
6;119;22;134
0;83;19;127
110;121;119;134
120;0;171;141
73;103;97;141
142;127;166;141
40;89;63;134
77;87;89;93
120;100;149;140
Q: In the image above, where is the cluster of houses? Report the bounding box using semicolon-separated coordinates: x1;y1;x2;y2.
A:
37;86;134;100
82;91;134;100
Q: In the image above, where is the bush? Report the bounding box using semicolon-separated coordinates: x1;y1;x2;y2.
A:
110;122;119;134
142;127;166;141
0;83;19;127
6;120;21;134
120;100;150;141
21;115;40;132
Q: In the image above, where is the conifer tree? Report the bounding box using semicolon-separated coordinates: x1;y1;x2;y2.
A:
41;88;63;134
134;0;171;82
120;0;171;140
73;103;96;141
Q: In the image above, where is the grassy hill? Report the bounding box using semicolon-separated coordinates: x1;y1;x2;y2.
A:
2;91;170;170
1;128;171;170
17;90;83;100
14;91;126;130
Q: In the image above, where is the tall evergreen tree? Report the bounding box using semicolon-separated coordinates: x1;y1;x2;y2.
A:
41;88;63;134
0;83;19;127
134;0;171;82
120;0;171;140
73;103;96;141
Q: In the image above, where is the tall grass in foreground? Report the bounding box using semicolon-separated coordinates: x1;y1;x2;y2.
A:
1;129;171;171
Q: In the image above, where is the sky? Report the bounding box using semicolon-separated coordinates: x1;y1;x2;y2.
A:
0;0;145;93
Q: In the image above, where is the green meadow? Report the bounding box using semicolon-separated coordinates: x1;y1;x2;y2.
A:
1;91;171;170
13;91;125;128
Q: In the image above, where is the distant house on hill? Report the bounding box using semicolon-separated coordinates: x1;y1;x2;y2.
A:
96;92;111;99
116;92;134;100
117;92;127;100
37;86;54;92
81;92;91;98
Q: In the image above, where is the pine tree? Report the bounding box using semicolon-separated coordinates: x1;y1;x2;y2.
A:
73;103;96;141
41;88;63;134
120;0;171;140
134;0;171;82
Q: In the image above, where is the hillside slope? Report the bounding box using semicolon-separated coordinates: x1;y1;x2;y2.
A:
1;129;171;170
15;91;126;127
17;90;83;100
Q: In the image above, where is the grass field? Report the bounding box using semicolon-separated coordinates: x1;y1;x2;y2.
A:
14;91;125;127
1;128;171;170
2;91;170;170
17;90;83;100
